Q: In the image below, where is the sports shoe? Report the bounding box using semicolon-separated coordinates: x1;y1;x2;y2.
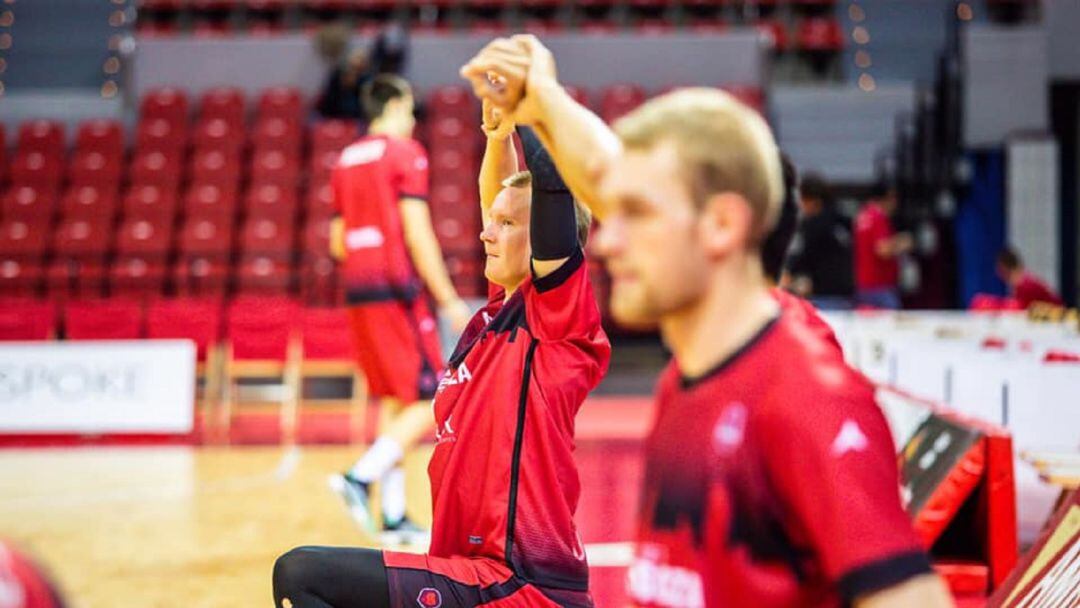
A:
379;516;431;548
328;472;375;535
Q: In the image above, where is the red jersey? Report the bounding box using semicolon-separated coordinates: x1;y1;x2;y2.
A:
854;203;898;290
428;249;611;606
771;288;841;353
1013;272;1063;308
331;133;429;302
630;312;929;608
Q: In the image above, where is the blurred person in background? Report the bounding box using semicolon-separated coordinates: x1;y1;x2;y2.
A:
787;173;854;310
996;247;1063;309
314;22;411;120
854;184;912;309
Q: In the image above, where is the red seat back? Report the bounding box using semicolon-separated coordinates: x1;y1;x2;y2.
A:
226;296;297;360
302;307;354;360
0;298;55;340
147;298;223;361
64;298;144;340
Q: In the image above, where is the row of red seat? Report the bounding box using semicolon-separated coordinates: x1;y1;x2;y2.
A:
0;296;356;363
135;17;845;53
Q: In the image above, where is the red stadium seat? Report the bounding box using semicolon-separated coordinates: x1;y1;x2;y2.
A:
2;186;57;220
0;219;50;261
299;256;341;307
225;295;298;360
245;183;298;220
427;116;480;152
75;119;124;156
172;256;229;297
634;19;676;34
189;149;242;187
64;298;144;340
177;215;235;260
198;87;247;126
756;19;790;51
300;307;353;360
240;216;294;260
304;182;335;217
796;16;844;52
250;149;300;188
563;85;591;109
0;298;55;339
433;207;481;251
122;184;178;220
130;150;184;188
310;120;358;155
146;298;223;362
257;87;304;124
427;85;478;120
183;182;238;219
579;21;621;35
252;117;302;155
137;20;181;38
140;87;190;125
688;18;729;34
59;186;118;220
0;260;44;298
136;118;189;154
721;84;765;112
67;150;124;188
191;0;239;11
235;255;293;294
45;259;107;301
302;215;331;259
308;150;341;184
53;217;112;260
192;118;246;155
140;0;188;10
429;181;479;211
109;256;168;298
16;120;65;158
599;83;647;123
10;152;65;187
116;216;174;260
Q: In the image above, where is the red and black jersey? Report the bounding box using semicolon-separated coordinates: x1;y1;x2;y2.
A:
630;311;930;608
331;134;429;303
427;248;611;606
772;288;841;353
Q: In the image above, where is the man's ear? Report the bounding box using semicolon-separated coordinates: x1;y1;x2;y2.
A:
697;192;754;259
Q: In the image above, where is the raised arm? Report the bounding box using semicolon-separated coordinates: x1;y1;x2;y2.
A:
461;35;621;222
518;126;577;280
478;98;519;223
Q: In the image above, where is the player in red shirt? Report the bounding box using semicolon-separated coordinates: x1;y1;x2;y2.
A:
326;75;472;543
463;35;951;608
996;247;1064;309
274;91;610;607
853;187;913;310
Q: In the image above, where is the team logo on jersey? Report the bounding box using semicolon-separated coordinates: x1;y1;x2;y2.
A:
627;543;704;608
339;139;387;167
712;402;748;454
345;226;385;250
437;362;472;394
831;419;869;457
417;587;442;608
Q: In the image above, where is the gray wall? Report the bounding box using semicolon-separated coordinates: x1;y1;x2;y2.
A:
1046;0;1080;80
964;25;1049;148
133;32;764;98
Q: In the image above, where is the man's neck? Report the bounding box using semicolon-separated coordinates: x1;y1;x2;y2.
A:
660;256;780;380
368;119;401;138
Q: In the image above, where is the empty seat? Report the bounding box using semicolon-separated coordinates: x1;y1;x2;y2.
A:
109;256;169;298
756;19;790;52
136;118;189;154
60;186;119;220
172;256;229;297
796;16;843;52
250;149;300;188
427;116;480;153
301;215;331;259
226;295;298;360
64;299;144;340
2;186;57;220
0;219;50;261
68;150;124;188
0;260;44;298
53;217;112;260
427;86;477;120
16;120;65;158
198;87;246;126
115;216;174;260
183;183;238;219
563;85;591;109
177;215;234;260
304;182;335;217
245;183;298;220
45;259;108;301
122;184;178;220
300;307;353;360
192;118;246;155
130;150;184;188
251;117;302;155
720;84;765;113
146;298;223;362
239;216;294;259
188;149;242;187
299;256;341;307
0;298;55;340
310;120;358;155
140;87;190;125
257;87;304;124
10;152;65;187
235;255;292;294
308;150;342;184
75;119;125;156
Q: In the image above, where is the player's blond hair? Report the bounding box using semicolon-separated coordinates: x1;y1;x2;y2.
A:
613;88;784;242
501;171;593;248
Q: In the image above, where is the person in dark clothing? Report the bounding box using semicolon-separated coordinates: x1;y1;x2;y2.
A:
787;173;854;310
316;48;373;120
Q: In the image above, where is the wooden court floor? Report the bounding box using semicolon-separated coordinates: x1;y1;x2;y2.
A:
0;442;643;608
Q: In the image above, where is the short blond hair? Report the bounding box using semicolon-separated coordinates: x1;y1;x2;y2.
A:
501;171;593;248
613;88;783;242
